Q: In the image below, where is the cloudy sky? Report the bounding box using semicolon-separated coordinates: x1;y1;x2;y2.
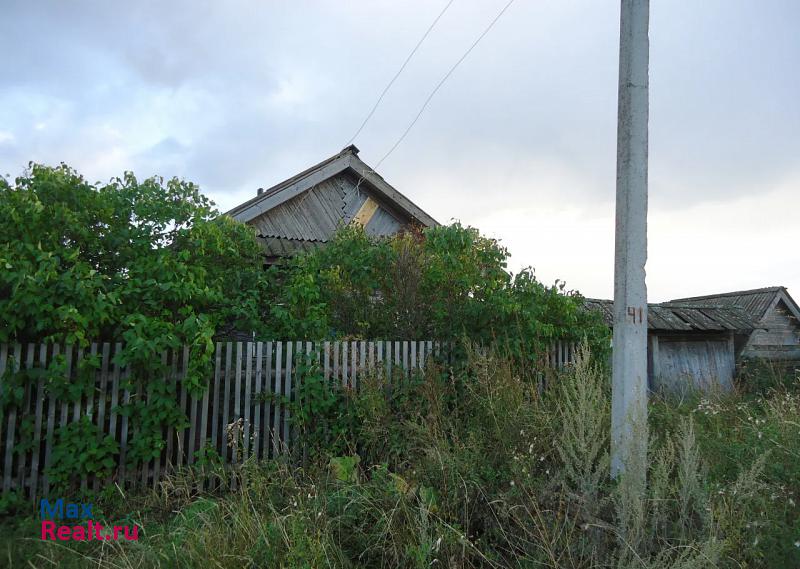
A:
2;0;798;301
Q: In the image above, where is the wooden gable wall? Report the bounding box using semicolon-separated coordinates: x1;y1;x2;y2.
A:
743;298;800;360
249;172;407;243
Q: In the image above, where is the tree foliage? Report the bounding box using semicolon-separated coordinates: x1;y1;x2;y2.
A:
0;164;268;370
265;224;609;364
0;163;607;477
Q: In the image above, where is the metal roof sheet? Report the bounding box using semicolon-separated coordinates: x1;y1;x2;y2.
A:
584;299;756;332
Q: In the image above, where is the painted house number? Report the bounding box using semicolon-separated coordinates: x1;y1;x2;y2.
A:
626;306;644;324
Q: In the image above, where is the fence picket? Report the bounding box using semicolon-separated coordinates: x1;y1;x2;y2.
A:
222;342;233;462
211;343;223;458
283;342;294;455
243;342;253;461
119;361;131;486
30;344;48;500
3;344;22;493
263;342;273;460
324;341;331;382
17;344;36;493
188;349;199;467
272;341;283;456
105;343;121;487
252;342;262;461
92;343;111;493
43;343;60;495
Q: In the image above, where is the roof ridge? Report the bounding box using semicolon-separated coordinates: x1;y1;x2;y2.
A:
226;145;359;217
669;286;784;302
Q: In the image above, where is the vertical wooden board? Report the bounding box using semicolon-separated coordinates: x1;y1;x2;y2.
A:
263;342;273;460
232;342;243;464
3;344;22;492
323;341;331;381
300;341;313;449
252;342;262;461
165;351;178;469
341;342;348;388
368;342;375;372
359;340;366;383
243;342;253;461
222;342;233;462
283;342;294;455
30;343;49;500
425;341;433;371
376;341;384;384
17;344;36;493
84;343;98;432
351;341;358;390
410;341;417;374
199;366;211;468
211;343;223;458
118;361;131;487
59;345;73;429
272;342;283;456
96;343;110;439
333;342;340;387
43;343;60;496
176;348;189;470
92;343;111;493
402;341;409;381
188;351;200;466
72;347;84;424
105;343;121;487
383;341;394;385
394;341;401;383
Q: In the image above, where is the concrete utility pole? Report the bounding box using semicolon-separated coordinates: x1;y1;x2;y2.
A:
611;0;649;480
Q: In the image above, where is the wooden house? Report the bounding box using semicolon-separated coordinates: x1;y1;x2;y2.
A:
668;286;800;361
585;299;755;394
226;145;438;264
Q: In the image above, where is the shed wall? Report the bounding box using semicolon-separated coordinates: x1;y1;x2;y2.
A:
650;333;735;394
742;300;800;360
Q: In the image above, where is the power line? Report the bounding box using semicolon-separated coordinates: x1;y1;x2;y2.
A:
373;0;516;170
345;0;456;147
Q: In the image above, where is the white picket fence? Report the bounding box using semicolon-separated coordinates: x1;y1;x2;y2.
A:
0;339;576;499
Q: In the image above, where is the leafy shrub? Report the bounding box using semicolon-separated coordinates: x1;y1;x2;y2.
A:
265;224;609;369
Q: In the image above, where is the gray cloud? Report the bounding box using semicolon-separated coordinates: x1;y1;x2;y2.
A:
1;0;798;298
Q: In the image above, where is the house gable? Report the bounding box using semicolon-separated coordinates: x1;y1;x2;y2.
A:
669;286;800;361
226;146;437;262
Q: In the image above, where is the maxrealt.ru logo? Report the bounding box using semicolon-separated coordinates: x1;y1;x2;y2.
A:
40;499;139;541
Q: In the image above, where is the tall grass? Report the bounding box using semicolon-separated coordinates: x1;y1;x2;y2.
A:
4;346;798;568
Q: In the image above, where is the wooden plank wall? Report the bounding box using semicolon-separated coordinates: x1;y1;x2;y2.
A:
0;339;576;499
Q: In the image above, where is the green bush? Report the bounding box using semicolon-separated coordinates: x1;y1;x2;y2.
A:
265;224;609;368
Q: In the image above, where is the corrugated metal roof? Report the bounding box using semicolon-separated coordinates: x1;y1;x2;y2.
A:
256;235;326;259
584;299;756;332
669;287;785;321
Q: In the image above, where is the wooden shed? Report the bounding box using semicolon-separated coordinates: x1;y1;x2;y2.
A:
669;287;800;362
585;299;755;394
226;145;438;264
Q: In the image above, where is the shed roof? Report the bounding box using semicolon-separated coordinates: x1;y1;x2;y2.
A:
584;299;756;332
669;286;800;324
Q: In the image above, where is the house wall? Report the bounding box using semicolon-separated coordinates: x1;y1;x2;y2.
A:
649;332;735;394
742;300;800;360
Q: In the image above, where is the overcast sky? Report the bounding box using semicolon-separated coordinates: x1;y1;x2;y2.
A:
2;0;798;301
